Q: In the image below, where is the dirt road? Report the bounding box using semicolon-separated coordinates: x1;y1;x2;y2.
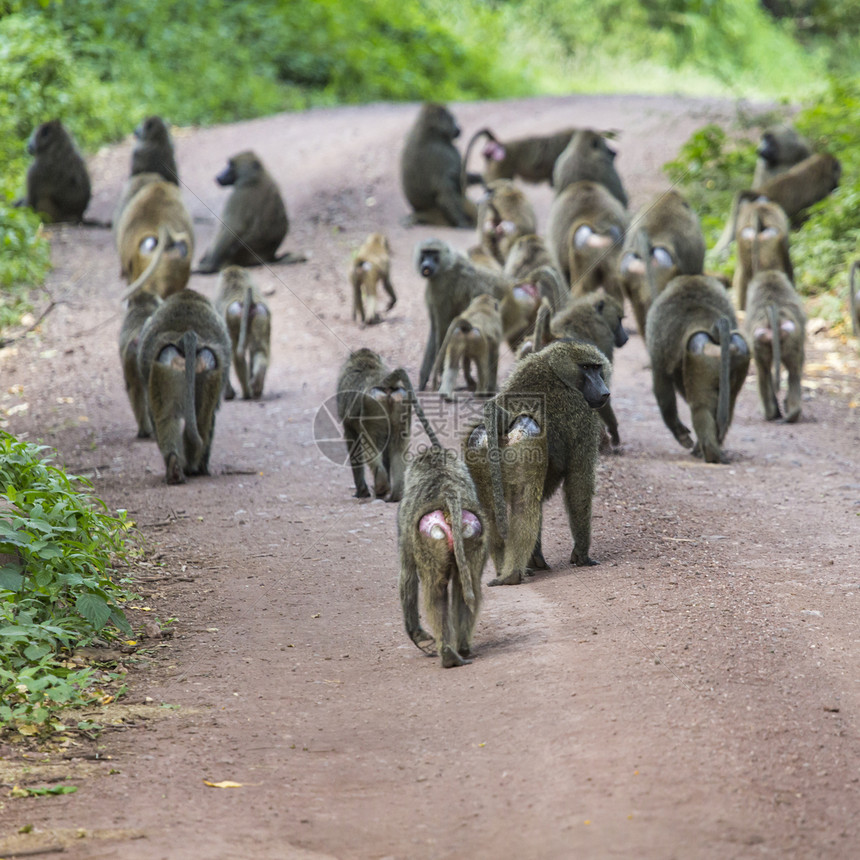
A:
1;95;859;859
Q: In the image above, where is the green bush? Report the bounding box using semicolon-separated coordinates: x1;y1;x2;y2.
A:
0;432;135;729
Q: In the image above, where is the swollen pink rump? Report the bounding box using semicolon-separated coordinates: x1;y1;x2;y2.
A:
419;510;482;549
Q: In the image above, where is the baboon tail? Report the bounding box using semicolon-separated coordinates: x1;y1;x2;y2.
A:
450;491;476;612
484;398;508;541
181;330;203;451
460;127;494;193
532;298;552;353
637;227;658;301
121;224;167;301
767;304;781;396
237;284;252;357
716;317;731;441
395;369;440;449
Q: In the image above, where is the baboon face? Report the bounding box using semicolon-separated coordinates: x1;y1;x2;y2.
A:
424;103;460;141
216;152;261;187
27;120;64;156
578;362;611;408
416;245;442;278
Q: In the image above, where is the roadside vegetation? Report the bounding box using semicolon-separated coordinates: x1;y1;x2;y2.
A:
0;0;857;738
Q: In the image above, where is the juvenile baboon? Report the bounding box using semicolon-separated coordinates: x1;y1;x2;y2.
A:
15;120;91;223
197;151;300;273
118;291;162;438
851;261;860;338
745;270;806;423
137;289;231;484
400;103;477;228
350;232;396;325
430;293;502;400
753;124;812;189
214;266;271;400
646;275;750;464
464;339;610;585
521;290;627;447
503;233;556;280
130;116;179;184
414;238;514;390
501;265;568;348
335;349;415;502
552;129;628;206
461;127;576;187
114;175;194;300
474;179;538;266
546;180;629;302
730;198;793;311
398;445;488;668
619;189;705;336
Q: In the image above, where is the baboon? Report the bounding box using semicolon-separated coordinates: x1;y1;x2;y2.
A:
414;238;514;390
398;445;487;668
335;349;414;502
730;198;793;311
15;120;91;223
461;127;576;187
118;291;162;438
646;275;750;464
503;233;556;280
400;103;476;228
114;175;194;300
350;232;396;325
467;245;504;271
546;180;629;302
214;266;271;400
130;116;179;184
753;124;812;189
745;270;806;423
552;129;628;206
430;293;502;400
464;339;610;585
474;179;538;266
619;189;705;337
137;289;231;484
851;261;860;338
521;290;627;447
501;265;568;348
197;151;300;273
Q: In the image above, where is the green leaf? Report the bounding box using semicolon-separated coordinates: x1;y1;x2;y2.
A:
0;569;24;592
75;593;111;629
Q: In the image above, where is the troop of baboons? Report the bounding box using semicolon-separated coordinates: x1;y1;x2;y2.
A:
13;104;853;669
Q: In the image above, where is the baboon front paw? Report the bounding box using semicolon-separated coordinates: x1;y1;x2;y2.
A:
441;645;472;668
678;430;694;449
354;485;371;499
166;454;185;485
570;551;598;567
488;571;527;586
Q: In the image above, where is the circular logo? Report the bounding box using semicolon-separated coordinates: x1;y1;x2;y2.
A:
313;391;392;466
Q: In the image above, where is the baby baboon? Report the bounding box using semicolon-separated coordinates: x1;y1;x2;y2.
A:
464;339;610;585
646;275;750;464
753;124;812;189
851;261;860;338
16;120;91;223
546;180;629;302
414;238;513;390
619;189;705;337
552;129;628;206
197;151;299;273
137;289;231;484
745;270;806;423
400;103;476;228
130;116;179;184
336;349;415;502
475;179;538;266
118;291;162;438
462;127;576;187
398;445;488;668
731;198;793;311
501;265;568;348
214;266;271;400
430;293;502;400
503;233;557;280
114;175;194;300
350;232;396;325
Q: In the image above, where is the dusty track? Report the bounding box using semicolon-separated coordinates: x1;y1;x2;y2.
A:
1;95;859;859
